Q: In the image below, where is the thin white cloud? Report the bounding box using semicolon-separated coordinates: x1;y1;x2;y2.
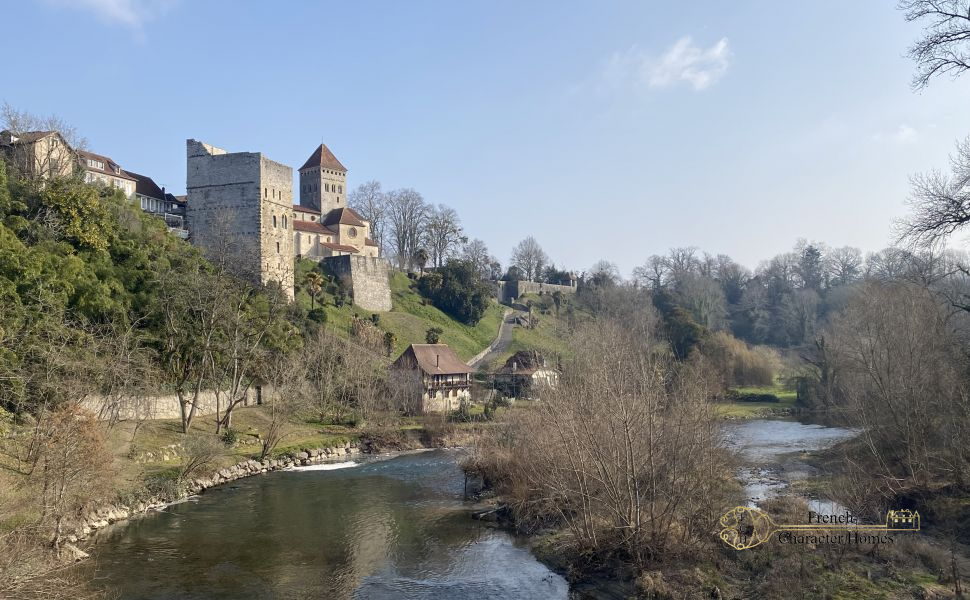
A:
45;0;176;30
600;36;731;94
892;124;918;144
873;124;918;144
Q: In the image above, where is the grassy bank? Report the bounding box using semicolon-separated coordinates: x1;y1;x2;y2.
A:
296;263;505;361
715;383;798;419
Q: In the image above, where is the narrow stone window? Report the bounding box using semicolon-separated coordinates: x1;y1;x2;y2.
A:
273;215;277;228
276;241;280;254
264;187;267;198
283;215;287;228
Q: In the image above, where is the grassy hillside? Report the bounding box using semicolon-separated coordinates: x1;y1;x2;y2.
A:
482;291;589;370
295;261;505;361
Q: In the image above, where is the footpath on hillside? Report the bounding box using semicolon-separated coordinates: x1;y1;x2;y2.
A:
468;310;518;369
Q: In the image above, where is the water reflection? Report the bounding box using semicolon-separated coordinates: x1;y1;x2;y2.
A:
89;450;568;600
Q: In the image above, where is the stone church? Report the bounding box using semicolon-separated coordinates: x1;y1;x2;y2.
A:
291;144;379;260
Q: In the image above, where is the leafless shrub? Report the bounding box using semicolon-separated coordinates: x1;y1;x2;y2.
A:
178;433;221;483
827;282;970;502
699;331;779;388
469;314;732;566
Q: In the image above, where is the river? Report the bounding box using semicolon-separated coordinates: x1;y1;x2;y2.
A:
87;449;569;600
89;419;856;599
723;418;858;511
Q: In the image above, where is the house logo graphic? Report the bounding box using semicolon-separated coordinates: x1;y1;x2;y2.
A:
718;506;921;550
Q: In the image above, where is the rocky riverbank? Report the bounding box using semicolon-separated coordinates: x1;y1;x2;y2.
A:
65;440;371;555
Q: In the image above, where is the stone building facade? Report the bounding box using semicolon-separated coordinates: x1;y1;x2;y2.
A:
298;144;346;212
186;139;294;298
292;145;379;260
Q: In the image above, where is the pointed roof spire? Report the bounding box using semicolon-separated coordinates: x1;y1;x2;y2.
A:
300;143;347;172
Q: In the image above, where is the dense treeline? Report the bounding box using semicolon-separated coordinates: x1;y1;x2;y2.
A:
0;158;398;597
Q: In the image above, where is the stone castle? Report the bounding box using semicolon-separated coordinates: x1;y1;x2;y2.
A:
186;140;391;311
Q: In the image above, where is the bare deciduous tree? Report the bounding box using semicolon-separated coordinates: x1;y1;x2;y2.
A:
900;0;970;89
423;204;466;268
467;316;731;565
348;180;387;251
510;236;548;282
829;282;970;499
826;246;864;287
461;238;498;281
632;255;670;290
386;188;429;270
897;136;970;248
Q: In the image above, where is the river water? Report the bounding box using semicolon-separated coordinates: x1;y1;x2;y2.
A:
89;420;856;599
723;418;858;511
88;449;568;600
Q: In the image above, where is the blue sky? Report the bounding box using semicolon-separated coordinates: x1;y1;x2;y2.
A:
4;1;970;275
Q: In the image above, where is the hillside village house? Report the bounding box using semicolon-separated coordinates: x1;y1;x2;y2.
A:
78;149;136;196
127;171;188;238
292;144;379;260
1;130;187;236
493;350;558;400
0;130;75;180
392;344;474;413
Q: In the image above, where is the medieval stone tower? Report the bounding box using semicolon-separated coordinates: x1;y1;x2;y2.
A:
185;139;294;299
298;144;347;212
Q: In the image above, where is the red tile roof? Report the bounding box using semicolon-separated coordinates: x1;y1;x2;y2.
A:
293;220;337;235
299;144;347;172
393;344;475;375
321;241;359;253
365;238;377;247
321;207;366;227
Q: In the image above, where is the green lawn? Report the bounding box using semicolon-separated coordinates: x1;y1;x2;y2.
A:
715;383;798;419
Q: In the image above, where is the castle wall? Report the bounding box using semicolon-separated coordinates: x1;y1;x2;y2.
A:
186;140;294;299
324;255;392;312
259;157;294;296
493;280;577;304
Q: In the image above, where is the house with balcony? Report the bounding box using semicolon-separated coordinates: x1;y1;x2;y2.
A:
127;170;188;238
392;344;474;413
